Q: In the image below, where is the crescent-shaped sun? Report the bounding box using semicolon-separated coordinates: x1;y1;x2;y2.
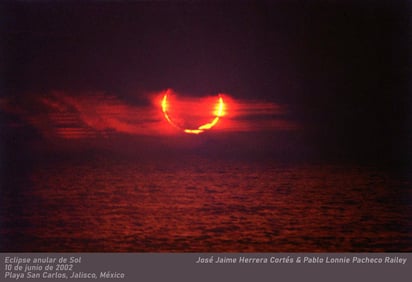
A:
161;90;224;134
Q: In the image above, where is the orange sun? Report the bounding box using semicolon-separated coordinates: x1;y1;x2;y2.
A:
161;90;225;134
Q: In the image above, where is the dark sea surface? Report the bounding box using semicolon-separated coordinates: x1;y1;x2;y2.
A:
1;157;411;252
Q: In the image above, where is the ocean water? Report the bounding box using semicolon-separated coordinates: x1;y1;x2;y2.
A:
1;157;411;252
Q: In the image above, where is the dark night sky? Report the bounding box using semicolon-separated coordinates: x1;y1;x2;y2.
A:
1;0;411;165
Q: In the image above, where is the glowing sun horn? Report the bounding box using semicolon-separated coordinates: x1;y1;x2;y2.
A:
161;90;225;134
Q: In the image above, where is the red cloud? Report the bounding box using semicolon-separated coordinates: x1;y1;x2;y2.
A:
1;90;297;140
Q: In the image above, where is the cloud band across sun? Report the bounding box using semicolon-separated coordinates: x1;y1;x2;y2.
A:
0;89;297;140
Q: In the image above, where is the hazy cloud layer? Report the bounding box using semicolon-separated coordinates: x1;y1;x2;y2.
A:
1;90;296;141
